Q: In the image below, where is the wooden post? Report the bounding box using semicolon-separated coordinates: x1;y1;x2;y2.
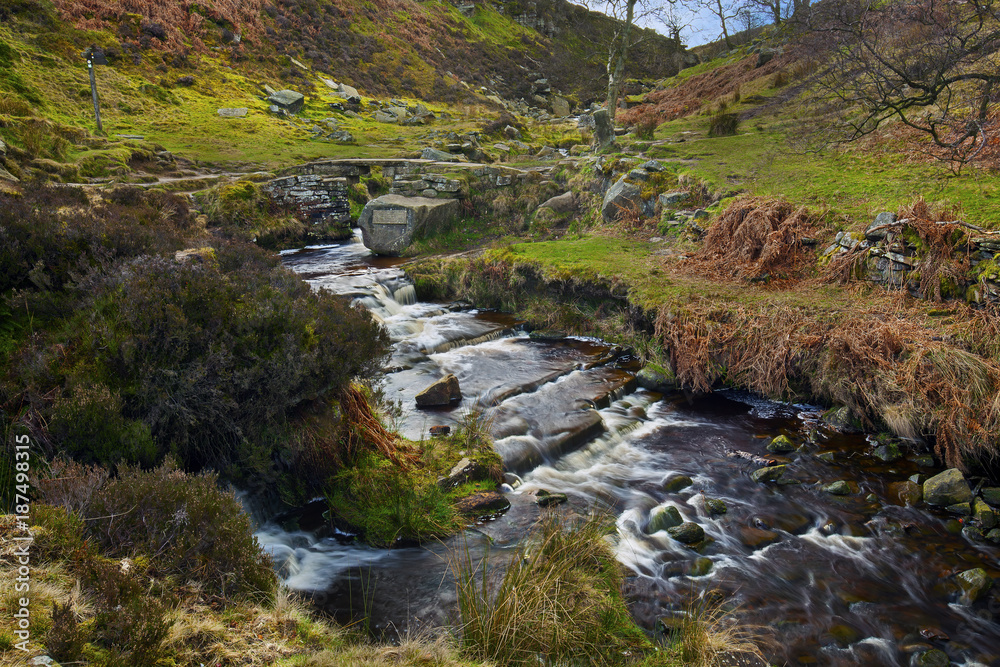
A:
88;59;103;134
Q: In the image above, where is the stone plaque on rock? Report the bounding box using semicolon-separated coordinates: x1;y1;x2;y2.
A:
372;208;409;226
358;194;460;256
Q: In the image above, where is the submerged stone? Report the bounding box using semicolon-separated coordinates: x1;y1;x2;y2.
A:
956;568;992;604
911;649;950;667
535;489;568;507
750;465;786;483
823;480;852;496
739;526;780;549
662;474;693;493
923;468;972;506
888;480;922;506
690;557;713;576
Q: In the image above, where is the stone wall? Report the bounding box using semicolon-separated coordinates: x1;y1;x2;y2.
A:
822;213;1000;304
261;173;351;226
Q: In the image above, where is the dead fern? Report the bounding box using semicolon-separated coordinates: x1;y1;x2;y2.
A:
693;196;816;282
338;383;419;469
655;301;1000;469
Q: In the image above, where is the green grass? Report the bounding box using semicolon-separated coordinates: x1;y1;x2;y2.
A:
646;95;1000;229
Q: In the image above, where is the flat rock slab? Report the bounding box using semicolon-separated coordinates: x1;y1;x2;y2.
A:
268;89;304;114
217;107;247;117
358;194;459;256
474;492;542;546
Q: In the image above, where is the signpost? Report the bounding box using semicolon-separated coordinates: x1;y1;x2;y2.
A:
81;46;107;133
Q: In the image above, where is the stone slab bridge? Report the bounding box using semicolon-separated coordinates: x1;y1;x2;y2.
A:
262;158;547;253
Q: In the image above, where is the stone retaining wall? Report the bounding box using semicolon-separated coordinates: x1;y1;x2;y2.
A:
261;173;351;225
822;213;1000;303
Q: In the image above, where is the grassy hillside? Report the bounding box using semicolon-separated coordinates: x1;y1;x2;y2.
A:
0;0;682;174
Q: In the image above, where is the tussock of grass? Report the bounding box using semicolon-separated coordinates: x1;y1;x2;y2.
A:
453;512;678;666
668;597;767;667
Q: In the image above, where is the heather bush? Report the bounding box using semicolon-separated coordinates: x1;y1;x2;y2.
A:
83;555;173;666
0;184;189;299
77;248;388;471
1;185;390;490
199;179;307;247
88;460;277;601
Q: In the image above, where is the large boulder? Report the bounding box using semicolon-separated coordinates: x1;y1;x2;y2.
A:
415;373;462;407
592;108;614;149
538;191;576;214
923;468;972;506
421;147;458;162
337;82;361;103
601;176;643;223
267;89;304;114
551;96;571;117
358;195;460;256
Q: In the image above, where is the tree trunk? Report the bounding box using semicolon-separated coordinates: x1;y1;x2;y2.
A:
716;0;732;50
606;0;637;122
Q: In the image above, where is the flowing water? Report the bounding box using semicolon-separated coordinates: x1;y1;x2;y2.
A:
257;234;1000;666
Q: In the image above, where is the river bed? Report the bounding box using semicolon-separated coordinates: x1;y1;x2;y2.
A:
256;235;1000;666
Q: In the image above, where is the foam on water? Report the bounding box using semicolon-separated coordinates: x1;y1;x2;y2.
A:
255;526;390;593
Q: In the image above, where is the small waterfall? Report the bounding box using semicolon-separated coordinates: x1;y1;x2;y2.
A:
393;284;416;306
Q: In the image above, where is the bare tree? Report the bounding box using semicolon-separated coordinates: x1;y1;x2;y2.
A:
809;0;1000;170
697;0;741;49
601;0;673;120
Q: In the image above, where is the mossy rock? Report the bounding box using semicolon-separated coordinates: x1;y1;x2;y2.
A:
822;480;852;496
647;505;683;533
923;468;972;506
689;557;713;576
750;465;786;483
956;568;992;604
704;497;727;515
636;363;678;392
662;474;693;493
767;434;795;453
667;521;704;544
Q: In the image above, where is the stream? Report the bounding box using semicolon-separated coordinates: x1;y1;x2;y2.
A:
256;234;1000;667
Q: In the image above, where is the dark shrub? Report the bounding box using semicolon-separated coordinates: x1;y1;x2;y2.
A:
88;461;277;601
708;111;740;137
46;602;87;664
80;250;388;470
84;556;172;666
47;384;158;468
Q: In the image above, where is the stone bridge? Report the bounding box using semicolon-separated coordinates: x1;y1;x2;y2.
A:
262;158;544;254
